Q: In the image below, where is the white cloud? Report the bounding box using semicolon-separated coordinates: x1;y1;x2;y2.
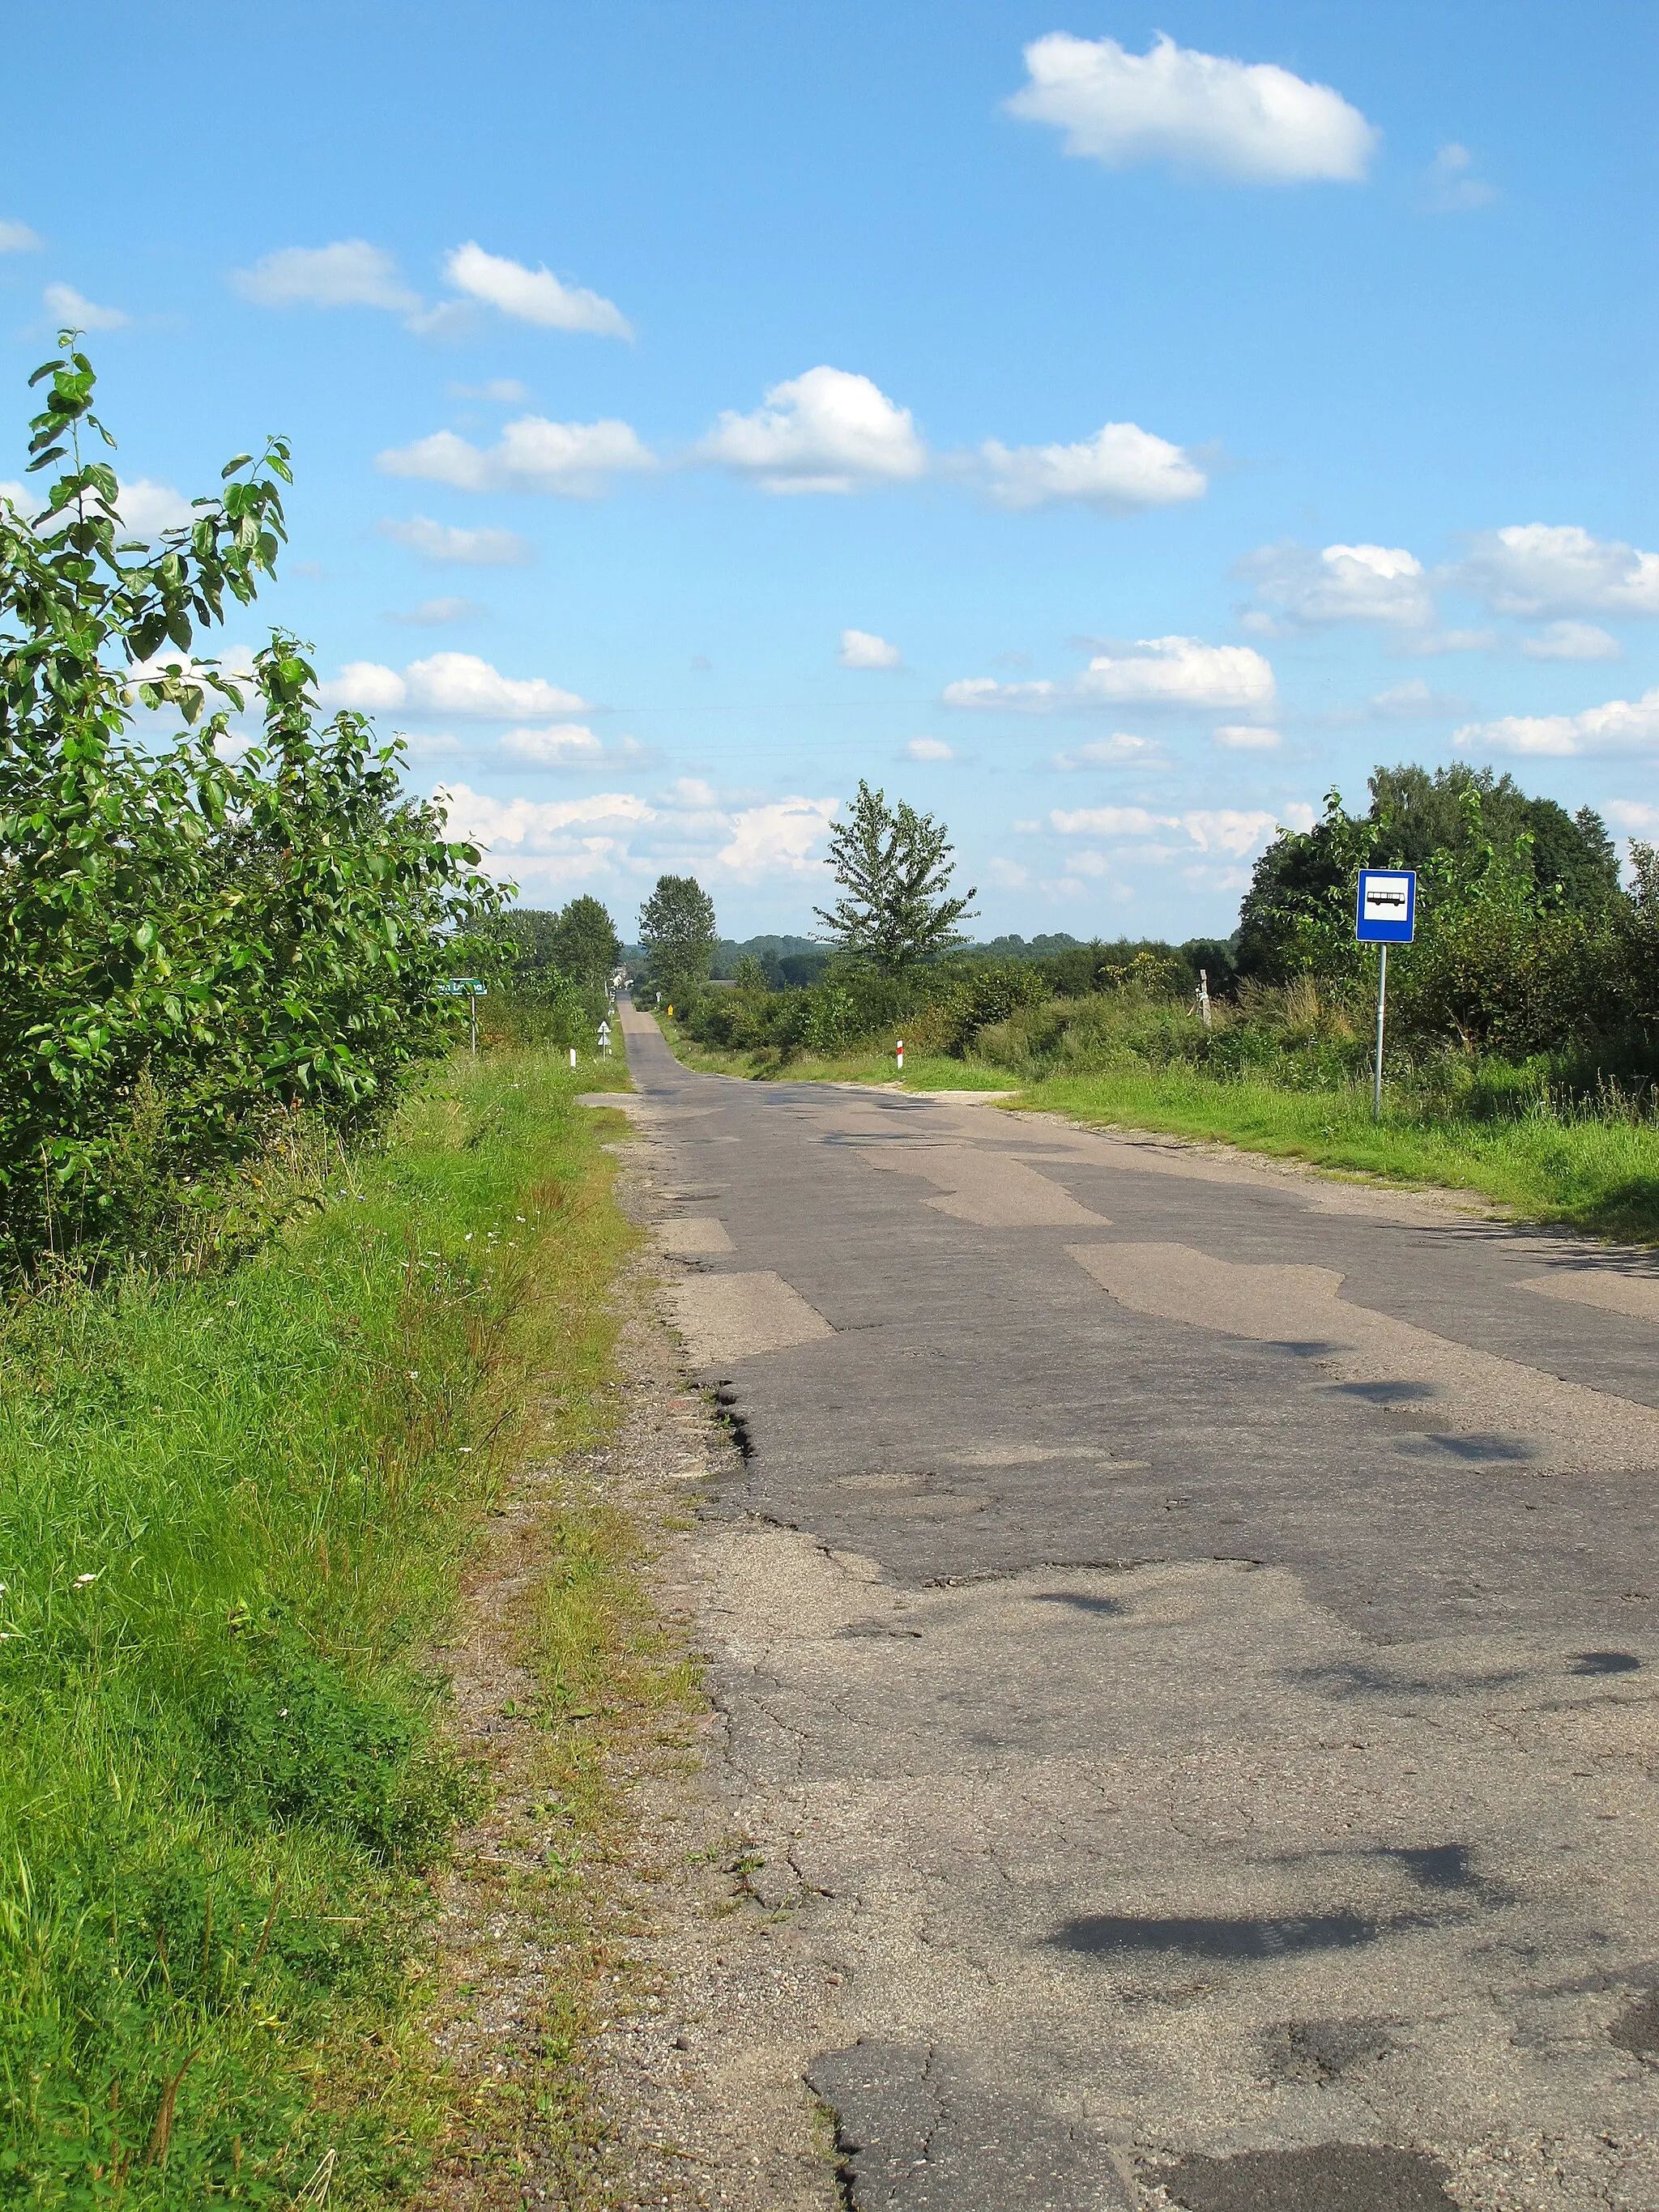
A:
1520;620;1620;661
500;723;605;765
698;366;927;494
0;480;25;512
0;220;41;253
839;628;902;670
987;857;1031;889
982;420;1205;512
1007;31;1379;183
1050;803;1286;858
322;651;588;719
1452;525;1659;618
230;240;418;312
1182;808;1283;855
44;281;127;330
450;378;531;403
1239;540;1436;629
945;635;1274;714
379;515;533;566
378;414;653;497
1419;143;1498;213
441;241;631;339
1369;678;1468;718
1454;687;1659;760
1215;723;1282;750
1051;805;1165;837
114;479;194;535
1053;732;1158;769
1606;801;1659;835
386;597;484;626
717;796;840;878
438;785;654;849
906;737;955;761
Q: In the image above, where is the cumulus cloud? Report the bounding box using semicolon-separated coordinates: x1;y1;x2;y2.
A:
378;415;653;497
1452;525;1659;618
379;515;534;566
1053;733;1158;769
1239;540;1436;630
1606;801;1659;835
1007;31;1379;183
1453;687;1659;760
438;785;653;846
906;738;955;761
981;420;1205;512
1214;723;1282;750
1419;143;1497;213
839;628;902;670
0;480;26;513
945;635;1274;714
717;796;840;878
386;597;484;626
441;241;631;338
698;366;927;494
322;651;588;719
499;723;606;765
44;281;127;330
113;479;194;535
230;240;419;312
1051;803;1286;856
1369;679;1469;718
0;220;41;252
1520;620;1621;661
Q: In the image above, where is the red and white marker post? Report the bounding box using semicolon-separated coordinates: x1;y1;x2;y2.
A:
896;1038;905;1072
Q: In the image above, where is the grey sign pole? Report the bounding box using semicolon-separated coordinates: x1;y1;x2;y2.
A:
1355;869;1415;1125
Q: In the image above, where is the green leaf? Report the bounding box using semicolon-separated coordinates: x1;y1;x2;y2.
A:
220;452;254;478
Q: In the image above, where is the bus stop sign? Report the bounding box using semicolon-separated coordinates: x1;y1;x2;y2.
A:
1356;869;1416;944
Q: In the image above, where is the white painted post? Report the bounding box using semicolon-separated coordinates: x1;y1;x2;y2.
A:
569;1046;578;1069
1196;968;1211;1031
896;1038;905;1072
1372;942;1388;1123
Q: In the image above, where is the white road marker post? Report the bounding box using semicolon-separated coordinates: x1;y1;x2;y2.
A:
569;1046;577;1069
1196;967;1211;1031
896;1038;905;1073
1355;868;1416;1124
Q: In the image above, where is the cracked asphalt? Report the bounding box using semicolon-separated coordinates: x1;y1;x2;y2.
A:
610;999;1659;2212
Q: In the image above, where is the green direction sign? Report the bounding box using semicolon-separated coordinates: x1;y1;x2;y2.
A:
436;978;488;996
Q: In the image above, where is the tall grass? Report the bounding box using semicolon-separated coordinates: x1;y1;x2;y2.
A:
0;1044;632;2206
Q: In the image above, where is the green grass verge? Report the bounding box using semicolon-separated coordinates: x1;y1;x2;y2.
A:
0;1044;633;2208
1022;1068;1659;1239
663;1022;1659;1241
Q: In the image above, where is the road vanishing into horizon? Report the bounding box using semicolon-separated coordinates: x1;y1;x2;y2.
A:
614;997;1658;2212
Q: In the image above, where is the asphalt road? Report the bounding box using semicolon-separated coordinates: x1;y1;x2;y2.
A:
612;1000;1658;2212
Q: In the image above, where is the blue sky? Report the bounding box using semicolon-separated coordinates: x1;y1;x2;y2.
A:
3;2;1655;941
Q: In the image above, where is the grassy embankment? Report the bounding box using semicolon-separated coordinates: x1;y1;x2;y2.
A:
0;1041;651;2206
666;1021;1659;1242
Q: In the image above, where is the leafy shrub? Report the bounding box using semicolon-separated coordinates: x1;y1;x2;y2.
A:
0;342;504;1273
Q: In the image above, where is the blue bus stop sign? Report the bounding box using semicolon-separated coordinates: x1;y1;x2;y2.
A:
1356;869;1416;944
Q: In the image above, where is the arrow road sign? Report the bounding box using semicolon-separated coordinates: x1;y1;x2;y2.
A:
1356;870;1416;944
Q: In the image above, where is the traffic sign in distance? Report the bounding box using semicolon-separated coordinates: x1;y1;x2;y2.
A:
436;978;489;995
1356;869;1416;944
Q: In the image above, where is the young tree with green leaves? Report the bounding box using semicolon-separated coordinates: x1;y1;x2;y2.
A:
638;873;717;998
549;893;621;987
0;336;505;1269
814;778;976;974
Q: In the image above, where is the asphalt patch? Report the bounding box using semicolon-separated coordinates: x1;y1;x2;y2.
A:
1052;1912;1395;1960
1261;2019;1401;2084
1610;1990;1659;2061
809;2040;1131;2211
1148;2144;1456;2212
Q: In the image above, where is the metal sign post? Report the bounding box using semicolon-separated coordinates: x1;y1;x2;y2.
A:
598;1018;612;1055
1355;871;1415;1121
436;978;488;1056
